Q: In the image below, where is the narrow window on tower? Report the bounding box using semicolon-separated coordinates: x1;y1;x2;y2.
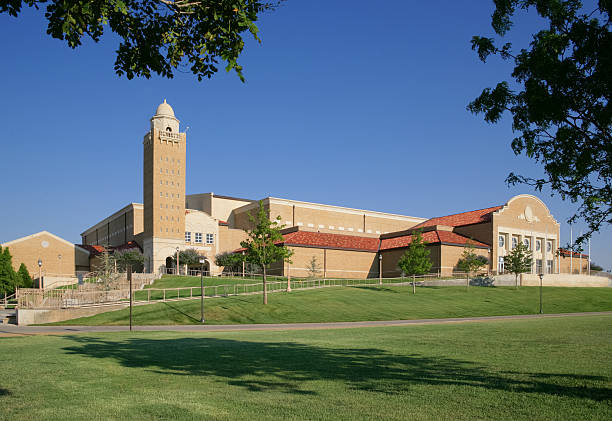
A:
185;232;191;242
206;233;214;244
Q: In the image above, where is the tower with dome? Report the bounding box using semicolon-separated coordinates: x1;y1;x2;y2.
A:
142;99;187;273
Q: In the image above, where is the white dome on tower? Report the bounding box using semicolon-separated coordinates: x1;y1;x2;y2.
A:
155;99;175;117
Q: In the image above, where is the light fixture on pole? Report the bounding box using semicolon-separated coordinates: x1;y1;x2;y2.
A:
199;258;206;323
176;246;180;276
378;254;383;285
37;259;43;290
538;269;544;315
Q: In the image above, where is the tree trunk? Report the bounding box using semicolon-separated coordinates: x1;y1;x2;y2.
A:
466;271;470;288
515;273;519;289
412;274;416;294
263;265;268;305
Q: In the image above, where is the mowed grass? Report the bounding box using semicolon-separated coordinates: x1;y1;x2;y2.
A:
1;316;611;420
49;286;612;326
144;275;269;289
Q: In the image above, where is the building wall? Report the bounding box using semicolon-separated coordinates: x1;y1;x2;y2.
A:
217;225;249;254
283;247;378;279
559;254;590;274
2;232;90;279
381;245;445;278
80;203;144;247
492;195;560;275
232;198;425;237
454;222;492;250
440;244;490;276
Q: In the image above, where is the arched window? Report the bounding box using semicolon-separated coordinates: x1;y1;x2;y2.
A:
166;127;172;132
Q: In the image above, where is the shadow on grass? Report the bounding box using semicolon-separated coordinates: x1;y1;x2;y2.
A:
62;336;609;400
161;302;202;324
353;286;399;293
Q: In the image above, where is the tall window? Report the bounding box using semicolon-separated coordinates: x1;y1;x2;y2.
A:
546;260;553;274
498;257;504;274
523;238;530;249
535;239;541;251
498;235;505;248
511;237;518;249
206;233;214;244
185;232;191;243
536;259;543;274
195;232;202;243
546;241;552;253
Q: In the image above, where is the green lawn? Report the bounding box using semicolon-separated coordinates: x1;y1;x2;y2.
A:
145;274;272;289
49;286;612;326
1;316;611;420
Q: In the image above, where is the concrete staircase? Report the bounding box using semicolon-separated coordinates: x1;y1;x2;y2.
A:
0;310;17;325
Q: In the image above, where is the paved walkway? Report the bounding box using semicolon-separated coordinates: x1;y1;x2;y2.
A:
1;311;610;337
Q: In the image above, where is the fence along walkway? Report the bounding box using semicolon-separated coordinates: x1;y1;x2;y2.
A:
17;274;469;310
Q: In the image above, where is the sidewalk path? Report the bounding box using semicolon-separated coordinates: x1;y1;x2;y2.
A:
1;311;611;337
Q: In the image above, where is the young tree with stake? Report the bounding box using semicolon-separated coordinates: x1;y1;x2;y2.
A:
457;242;488;288
397;231;432;294
505;242;533;288
240;201;293;305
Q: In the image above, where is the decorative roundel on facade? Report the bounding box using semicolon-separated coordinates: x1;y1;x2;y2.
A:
524;206;534;222
41;241;49;248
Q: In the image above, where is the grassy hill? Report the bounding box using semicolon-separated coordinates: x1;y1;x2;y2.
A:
2;315;611;420
48;285;612;326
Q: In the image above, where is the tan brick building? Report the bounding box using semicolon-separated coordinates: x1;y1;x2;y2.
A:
4;100;588;280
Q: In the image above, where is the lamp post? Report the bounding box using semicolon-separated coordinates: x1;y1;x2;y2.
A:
176;247;180;276
38;259;42;290
199;258;205;323
538;271;544;315
379;254;382;285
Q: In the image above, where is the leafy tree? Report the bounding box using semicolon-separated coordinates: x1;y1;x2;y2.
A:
0;246;18;294
172;248;202;267
398;231;432;276
469;1;611;244
590;262;603;271
215;251;242;273
1;0;283;81
306;256;321;279
17;263;33;289
457;242;488;287
505;242;533;288
240;200;293;304
114;249;145;273
397;231;432;294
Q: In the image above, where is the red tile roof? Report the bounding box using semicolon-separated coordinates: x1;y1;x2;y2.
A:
380;231;489;250
559;248;589;258
77;244;106;256
413;205;503;229
77;241;142;256
281;231;380;252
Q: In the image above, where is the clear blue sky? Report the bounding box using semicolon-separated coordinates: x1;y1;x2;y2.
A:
0;1;609;269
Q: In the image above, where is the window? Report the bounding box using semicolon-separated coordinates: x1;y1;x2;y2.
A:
206;233;214;244
547;260;553;273
536;259;543;274
498;257;504;274
536;240;541;251
546;241;552;253
511;237;518;249
185;232;191;242
195;232;202;243
498;235;505;248
523;238;530;249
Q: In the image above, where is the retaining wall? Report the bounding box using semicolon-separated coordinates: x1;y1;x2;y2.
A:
17;303;128;326
520;273;610;287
